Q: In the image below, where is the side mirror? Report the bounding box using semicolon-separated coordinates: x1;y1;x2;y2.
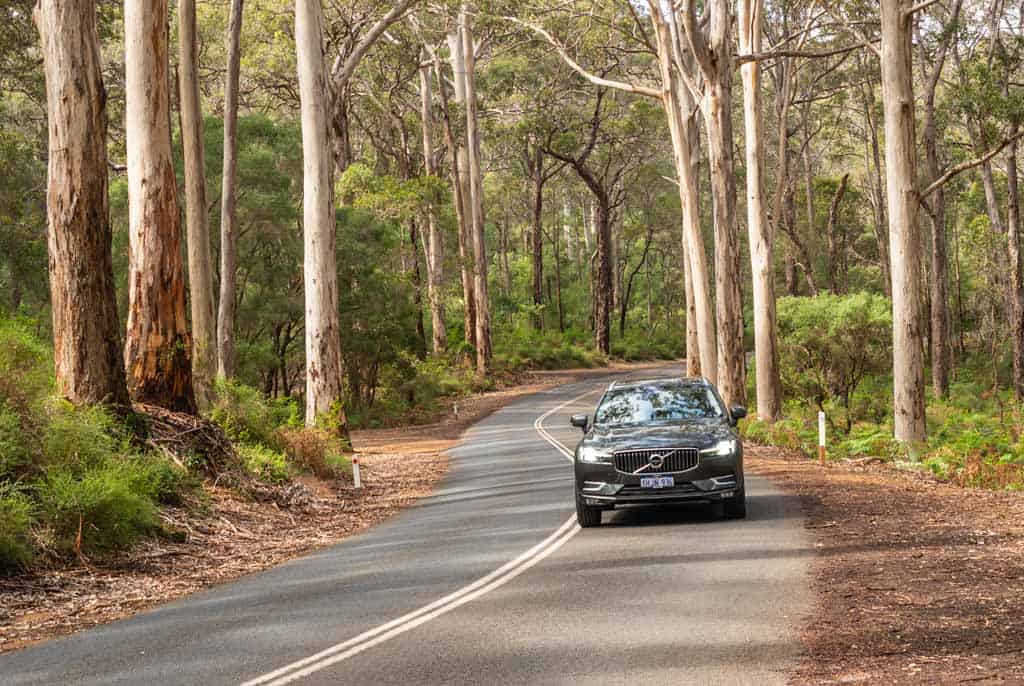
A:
570;414;589;431
729;405;747;426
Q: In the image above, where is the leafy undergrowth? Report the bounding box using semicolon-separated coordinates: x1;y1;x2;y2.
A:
741;382;1024;491
0;319;352;576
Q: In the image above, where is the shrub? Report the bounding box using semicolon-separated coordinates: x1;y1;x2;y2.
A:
37;464;158;557
40;400;123;474
237;443;290;483
0;403;31;479
776;293;892;431
275;427;349;480
209;378;299;447
0;318;52;409
127;455;199;506
0;486;34;573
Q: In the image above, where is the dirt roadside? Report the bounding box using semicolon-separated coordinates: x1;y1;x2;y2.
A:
747;445;1024;685
0;362;661;655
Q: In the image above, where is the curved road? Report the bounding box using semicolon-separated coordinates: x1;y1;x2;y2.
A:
1;367;811;685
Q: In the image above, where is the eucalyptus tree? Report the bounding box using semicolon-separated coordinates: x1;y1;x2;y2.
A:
123;0;196;413
178;0;216;402
35;0;129;407
218;0;245;379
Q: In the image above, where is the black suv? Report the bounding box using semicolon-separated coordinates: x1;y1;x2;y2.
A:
570;377;747;527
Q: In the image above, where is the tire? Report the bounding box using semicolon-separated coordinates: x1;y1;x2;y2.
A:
723;489;746;519
575;491;602;528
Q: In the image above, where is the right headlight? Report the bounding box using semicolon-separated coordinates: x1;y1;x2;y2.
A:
699;439;737;457
578;446;613;463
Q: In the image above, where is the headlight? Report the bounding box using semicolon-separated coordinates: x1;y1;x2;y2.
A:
700;439;737;457
578;446;613;463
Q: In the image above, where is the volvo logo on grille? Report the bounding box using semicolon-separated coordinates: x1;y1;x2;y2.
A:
648;453;665;470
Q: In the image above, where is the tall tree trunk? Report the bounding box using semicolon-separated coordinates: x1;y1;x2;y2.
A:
178;0;215;404
419;50;446;355
738;0;781;420
440;42;477;351
880;0;926;444
461;8;491;374
552;224;565;332
531;146;545;331
923;84;951;399
680;0;744;404
296;0;347;434
1007;133;1024;397
825;173;850;295
648;4;716;381
861;75;893;296
409;219;428;360
594;199;613;354
124;0;196;413
217;0;244;379
36;0;129;407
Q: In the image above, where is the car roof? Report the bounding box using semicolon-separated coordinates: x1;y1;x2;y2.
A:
607;376;710;391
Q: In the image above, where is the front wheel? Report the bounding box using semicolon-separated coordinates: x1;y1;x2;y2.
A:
723;488;746;519
575;491;602;527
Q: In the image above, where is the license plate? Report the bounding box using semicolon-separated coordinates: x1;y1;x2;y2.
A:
640;475;674;489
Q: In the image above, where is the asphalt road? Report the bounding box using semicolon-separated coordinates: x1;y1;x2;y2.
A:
1;366;812;685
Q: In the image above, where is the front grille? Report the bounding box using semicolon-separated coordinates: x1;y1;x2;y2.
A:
613;447;699;474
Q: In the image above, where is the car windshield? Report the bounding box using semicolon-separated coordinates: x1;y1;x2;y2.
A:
593;383;724;427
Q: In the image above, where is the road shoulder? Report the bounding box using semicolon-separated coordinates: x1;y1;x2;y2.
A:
748;444;1024;685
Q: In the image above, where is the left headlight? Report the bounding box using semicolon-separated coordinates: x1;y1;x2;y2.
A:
578;446;613;463
700;439;737;457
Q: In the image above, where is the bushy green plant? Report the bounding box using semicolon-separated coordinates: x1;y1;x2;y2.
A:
237;443;290;483
0;403;31;479
275;427;350;480
0;485;34;573
0;318;52;409
37;464;159;556
209;378;299;446
40;400;123;474
776;293;892;431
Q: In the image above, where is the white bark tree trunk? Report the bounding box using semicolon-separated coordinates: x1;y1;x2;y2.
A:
880;0;926;444
738;0;782;420
296;0;347;432
419;50;447;355
36;0;129;407
124;0;196;413
461;6;491;374
178;0;216;404
217;0;244;380
445;30;477;351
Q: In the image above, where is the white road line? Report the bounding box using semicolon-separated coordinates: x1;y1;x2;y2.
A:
241;386;602;686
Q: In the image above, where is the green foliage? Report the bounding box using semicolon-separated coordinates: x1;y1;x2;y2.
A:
236;443;290;483
0;403;30;478
0;485;34;573
37;463;159;557
0;317;52;409
40;401;125;474
209;378;299;446
776;293;892;430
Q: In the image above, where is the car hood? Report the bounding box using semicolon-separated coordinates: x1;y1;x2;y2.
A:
581;420;735;452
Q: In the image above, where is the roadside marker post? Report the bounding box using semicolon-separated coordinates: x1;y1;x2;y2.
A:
818;411;826;465
352;455;362;489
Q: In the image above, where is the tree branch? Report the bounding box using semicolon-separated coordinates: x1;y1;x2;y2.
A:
906;0;945;18
735;42;865;65
503;15;662;99
920;129;1024;198
332;0;418;91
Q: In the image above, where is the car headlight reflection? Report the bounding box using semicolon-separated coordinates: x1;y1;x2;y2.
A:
700;439;737;457
578;446;613;463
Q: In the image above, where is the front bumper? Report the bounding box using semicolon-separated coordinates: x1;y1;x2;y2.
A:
574;453;743;507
